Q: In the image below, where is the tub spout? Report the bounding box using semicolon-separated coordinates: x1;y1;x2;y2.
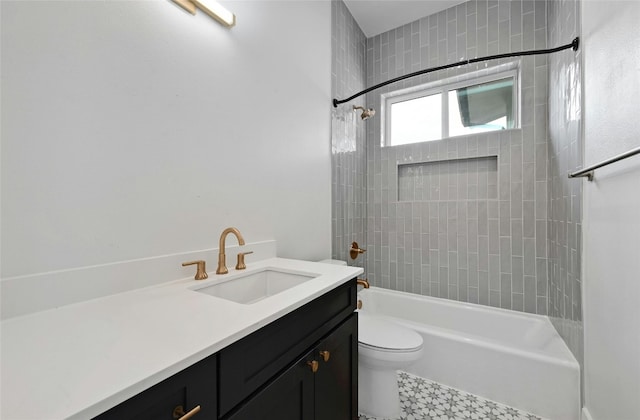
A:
357;278;370;289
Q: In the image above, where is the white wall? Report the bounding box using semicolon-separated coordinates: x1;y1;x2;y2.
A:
1;0;332;279
582;1;640;419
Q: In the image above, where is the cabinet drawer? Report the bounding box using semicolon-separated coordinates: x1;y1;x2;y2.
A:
94;353;216;420
218;278;356;417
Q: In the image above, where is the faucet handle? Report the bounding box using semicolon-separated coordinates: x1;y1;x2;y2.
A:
182;260;208;280
235;251;253;270
350;241;366;260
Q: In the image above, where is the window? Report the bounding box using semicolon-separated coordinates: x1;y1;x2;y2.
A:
390;93;442;144
383;68;518;146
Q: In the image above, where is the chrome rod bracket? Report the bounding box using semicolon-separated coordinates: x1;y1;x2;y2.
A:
568;171;594;181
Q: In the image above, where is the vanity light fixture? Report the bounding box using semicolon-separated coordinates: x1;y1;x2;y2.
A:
171;0;236;28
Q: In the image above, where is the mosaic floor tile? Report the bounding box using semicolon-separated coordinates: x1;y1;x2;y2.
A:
359;371;546;420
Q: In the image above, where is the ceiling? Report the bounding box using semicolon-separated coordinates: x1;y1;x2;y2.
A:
343;0;467;38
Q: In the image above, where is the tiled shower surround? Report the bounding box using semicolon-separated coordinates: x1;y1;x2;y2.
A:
331;0;367;267
363;0;551;313
331;0;584;407
547;0;584;389
331;0;583;336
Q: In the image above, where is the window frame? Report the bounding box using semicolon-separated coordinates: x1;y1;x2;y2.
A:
381;64;520;147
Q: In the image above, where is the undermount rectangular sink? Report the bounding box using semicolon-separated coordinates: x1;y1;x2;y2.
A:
195;269;318;304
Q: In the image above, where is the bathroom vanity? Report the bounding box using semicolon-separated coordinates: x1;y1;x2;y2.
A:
96;280;358;420
0;258;362;420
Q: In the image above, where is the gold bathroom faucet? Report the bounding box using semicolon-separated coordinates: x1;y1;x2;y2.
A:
216;227;245;274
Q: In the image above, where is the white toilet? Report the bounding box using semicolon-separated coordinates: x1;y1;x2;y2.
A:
358;312;424;419
317;259;424;418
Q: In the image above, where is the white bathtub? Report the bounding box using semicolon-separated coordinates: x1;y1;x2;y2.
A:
358;287;580;420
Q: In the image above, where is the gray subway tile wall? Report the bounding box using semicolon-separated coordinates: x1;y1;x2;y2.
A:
547;0;584;395
331;0;367;266
331;0;584;364
363;0;550;314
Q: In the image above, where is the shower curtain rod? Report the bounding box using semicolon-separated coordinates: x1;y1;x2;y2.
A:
332;37;579;107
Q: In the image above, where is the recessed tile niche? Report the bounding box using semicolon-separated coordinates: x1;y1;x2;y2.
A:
398;156;498;202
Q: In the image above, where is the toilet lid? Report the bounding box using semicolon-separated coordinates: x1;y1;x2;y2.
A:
358;313;423;351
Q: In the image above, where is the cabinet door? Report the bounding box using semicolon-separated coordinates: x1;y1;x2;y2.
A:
224;354;315;420
218;279;356;417
94;354;216;420
314;313;358;420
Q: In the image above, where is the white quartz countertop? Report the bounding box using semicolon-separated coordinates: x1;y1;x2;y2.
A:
0;258;363;419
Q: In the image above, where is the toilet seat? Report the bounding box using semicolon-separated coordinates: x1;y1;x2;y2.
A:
359;313;423;352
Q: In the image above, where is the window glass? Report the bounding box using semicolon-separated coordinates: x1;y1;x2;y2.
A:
383;68;518;147
448;78;514;137
390;93;442;146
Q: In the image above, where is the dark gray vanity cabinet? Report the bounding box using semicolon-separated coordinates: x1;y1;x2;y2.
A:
217;279;357;418
224;314;358;420
314;314;358;420
223;349;315;420
94;278;357;420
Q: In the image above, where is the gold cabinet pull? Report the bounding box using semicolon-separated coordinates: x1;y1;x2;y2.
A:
173;405;201;420
319;350;331;362
307;360;319;373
